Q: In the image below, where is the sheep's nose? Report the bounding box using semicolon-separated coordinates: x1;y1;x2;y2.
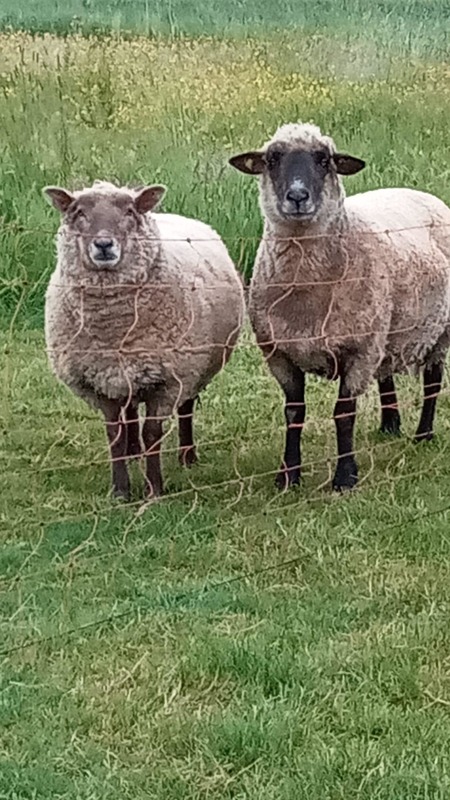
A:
94;238;114;254
286;187;310;207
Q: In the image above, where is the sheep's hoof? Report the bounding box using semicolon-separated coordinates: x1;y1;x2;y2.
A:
144;483;164;500
179;447;198;467
414;430;434;443
275;466;301;491
112;487;131;503
332;460;358;492
380;413;401;436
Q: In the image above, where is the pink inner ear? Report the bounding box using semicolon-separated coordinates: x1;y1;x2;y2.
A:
46;188;74;213
135;187;164;214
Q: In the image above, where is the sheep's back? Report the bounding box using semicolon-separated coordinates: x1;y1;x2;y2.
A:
154;212;245;351
249;187;450;385
346;188;450;372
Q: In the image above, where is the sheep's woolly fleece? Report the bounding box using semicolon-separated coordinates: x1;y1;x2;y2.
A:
248;126;450;398
263;122;337;153
69;180;155;203
45;182;245;420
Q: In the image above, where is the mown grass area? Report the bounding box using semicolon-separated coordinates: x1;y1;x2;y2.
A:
3;330;450;798
2;6;450;798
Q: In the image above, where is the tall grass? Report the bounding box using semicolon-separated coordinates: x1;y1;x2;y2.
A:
0;31;449;327
0;0;449;56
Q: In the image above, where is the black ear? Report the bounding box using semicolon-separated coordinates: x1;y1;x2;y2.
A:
228;151;266;175
43;186;75;213
134;184;166;214
333;153;366;175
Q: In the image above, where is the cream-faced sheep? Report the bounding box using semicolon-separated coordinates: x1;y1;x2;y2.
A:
229;122;450;491
44;181;245;500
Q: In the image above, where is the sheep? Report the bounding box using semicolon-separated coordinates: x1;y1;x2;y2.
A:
229;122;450;491
44;180;245;500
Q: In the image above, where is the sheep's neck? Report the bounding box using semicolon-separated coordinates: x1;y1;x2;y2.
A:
264;210;350;284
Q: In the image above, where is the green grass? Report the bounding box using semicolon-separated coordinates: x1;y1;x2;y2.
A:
2;3;450;797
3;330;450;798
0;29;449;326
0;0;448;53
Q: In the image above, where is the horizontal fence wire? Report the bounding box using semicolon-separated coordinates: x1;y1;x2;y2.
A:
2;428;449;595
1;220;449;240
3;383;446;478
4;410;447;497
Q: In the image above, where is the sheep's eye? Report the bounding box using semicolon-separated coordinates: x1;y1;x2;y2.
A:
126;208;135;218
75;208;86;221
316;152;329;169
268;150;282;167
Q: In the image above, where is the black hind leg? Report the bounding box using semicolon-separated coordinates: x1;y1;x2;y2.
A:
332;377;358;492
378;376;401;435
415;362;443;442
125;402;142;457
178;398;198;467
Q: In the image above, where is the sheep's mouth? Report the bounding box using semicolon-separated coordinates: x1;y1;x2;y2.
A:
277;202;316;222
88;251;121;268
93;253;119;263
279;208;316;222
88;257;121;271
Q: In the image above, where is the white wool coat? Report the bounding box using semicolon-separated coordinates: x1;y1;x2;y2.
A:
250;187;450;396
46;213;245;416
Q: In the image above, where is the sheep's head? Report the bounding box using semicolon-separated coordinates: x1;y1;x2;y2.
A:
229;123;365;227
43;182;166;271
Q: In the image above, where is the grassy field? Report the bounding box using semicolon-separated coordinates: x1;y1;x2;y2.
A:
2;2;450;797
0;0;448;51
1;30;449;325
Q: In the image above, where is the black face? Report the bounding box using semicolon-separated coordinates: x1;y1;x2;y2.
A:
265;145;332;220
228;143;365;223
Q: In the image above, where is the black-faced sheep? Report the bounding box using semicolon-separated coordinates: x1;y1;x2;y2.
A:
229;122;450;491
44;181;245;500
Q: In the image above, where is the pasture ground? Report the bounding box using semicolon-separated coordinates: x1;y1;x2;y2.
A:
2;3;450;797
